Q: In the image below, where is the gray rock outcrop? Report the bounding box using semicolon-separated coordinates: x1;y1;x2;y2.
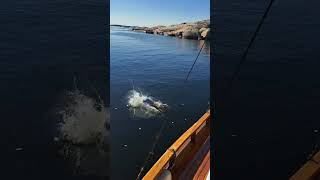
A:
130;19;210;40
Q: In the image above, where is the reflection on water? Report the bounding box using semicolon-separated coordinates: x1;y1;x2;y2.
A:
180;39;210;55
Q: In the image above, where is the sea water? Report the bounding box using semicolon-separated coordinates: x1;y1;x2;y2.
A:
110;26;210;179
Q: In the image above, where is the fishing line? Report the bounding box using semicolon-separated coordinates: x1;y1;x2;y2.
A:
136;0;275;177
224;0;275;99
185;39;207;81
135;115;169;180
135;37;209;179
211;0;275;173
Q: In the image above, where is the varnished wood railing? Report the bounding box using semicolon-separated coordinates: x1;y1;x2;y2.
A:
290;150;320;180
143;110;211;180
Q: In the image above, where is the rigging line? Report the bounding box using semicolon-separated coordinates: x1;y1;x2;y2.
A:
224;0;275;98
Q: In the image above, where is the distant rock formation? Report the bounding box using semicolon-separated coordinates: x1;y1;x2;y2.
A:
110;24;132;28
130;19;210;40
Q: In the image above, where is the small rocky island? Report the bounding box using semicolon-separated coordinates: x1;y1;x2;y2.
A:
111;19;210;40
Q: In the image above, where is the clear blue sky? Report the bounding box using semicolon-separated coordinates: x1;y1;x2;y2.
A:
110;0;210;27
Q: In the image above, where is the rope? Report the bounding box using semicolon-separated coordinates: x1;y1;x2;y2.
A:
224;0;275;98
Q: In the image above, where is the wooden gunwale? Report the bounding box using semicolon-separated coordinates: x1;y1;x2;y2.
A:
143;110;210;180
290;150;320;180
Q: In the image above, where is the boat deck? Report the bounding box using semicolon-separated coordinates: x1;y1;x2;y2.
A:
193;150;210;180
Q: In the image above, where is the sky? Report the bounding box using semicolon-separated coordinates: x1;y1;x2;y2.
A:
110;0;210;27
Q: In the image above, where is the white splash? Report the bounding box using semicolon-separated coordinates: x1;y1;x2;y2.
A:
57;91;107;145
127;90;168;118
55;90;109;176
127;90;147;108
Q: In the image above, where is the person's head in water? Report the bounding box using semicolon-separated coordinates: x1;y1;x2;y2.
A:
143;97;168;112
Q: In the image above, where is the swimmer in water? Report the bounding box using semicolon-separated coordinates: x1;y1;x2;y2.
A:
143;98;168;112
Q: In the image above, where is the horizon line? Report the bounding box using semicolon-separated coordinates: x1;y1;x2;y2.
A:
110;18;210;28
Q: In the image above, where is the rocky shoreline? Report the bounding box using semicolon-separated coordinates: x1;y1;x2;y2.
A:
111;19;210;40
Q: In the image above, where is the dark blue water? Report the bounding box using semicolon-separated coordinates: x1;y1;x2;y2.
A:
110;27;210;179
213;0;320;179
1;1;108;179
